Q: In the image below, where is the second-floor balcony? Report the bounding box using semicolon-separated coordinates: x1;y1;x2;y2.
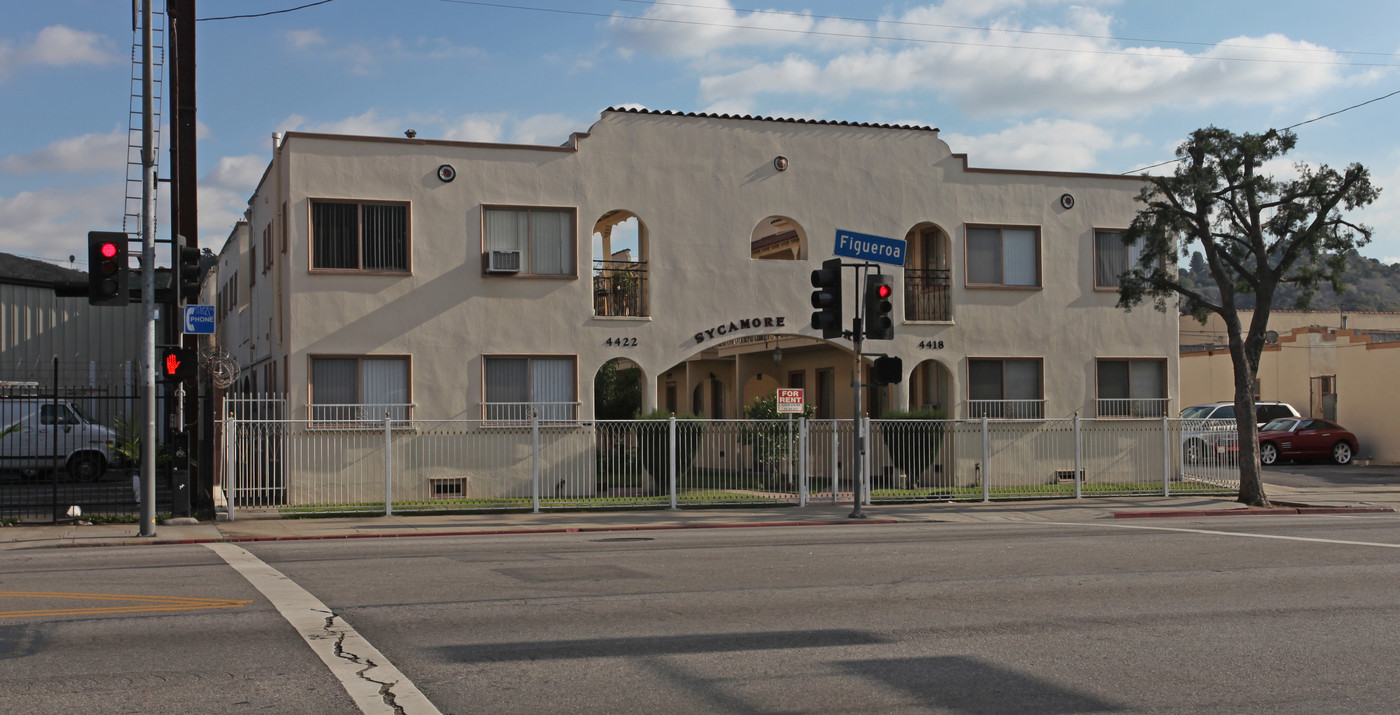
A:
593;260;648;317
905;268;951;321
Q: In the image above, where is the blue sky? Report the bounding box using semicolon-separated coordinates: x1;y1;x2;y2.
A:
2;0;1398;272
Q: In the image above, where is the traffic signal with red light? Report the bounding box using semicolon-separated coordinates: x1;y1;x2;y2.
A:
864;274;894;340
87;231;129;306
160;346;197;380
810;258;843;340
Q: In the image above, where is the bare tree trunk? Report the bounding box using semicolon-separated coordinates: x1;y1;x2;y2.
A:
1229;338;1268;507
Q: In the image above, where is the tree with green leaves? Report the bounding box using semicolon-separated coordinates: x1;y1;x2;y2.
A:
1117;126;1378;506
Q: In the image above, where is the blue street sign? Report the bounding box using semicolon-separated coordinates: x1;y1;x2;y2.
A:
833;229;907;267
183;305;215;335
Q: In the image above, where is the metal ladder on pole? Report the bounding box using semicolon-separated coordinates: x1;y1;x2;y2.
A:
122;1;167;239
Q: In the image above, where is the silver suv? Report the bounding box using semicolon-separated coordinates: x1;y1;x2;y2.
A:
1179;401;1301;463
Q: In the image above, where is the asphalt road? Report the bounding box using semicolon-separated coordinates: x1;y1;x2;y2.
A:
1264;461;1400;489
2;516;1399;713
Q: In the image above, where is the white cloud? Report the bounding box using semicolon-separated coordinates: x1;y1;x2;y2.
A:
510;114;584;146
683;3;1351;121
608;0;817;57
0;128;127;175
0;25;120;76
0;185;124;264
297;110;404;137
442;115;505;143
1362;157;1400;263
943;119;1130;172
283;30;482;74
284;29;327;50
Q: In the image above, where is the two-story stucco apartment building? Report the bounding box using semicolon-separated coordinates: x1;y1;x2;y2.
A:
208;107;1176;425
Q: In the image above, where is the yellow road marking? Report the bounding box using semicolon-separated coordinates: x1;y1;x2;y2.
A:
0;591;250;619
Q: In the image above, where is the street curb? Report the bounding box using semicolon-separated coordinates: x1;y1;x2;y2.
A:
1113;506;1393;519
58;518;901;547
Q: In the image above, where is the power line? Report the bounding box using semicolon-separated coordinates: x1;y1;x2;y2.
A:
1123;88;1400;175
617;0;1400;60
440;1;1400;68
1284;89;1400;130
198;0;338;22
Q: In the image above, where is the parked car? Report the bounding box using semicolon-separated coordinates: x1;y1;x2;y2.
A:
1258;418;1359;465
1179;401;1301;463
0;398;117;480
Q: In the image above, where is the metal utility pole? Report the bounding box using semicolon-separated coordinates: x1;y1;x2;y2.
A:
139;0;157;537
168;0;200;512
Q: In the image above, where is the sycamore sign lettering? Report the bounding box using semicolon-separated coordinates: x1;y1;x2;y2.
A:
693;316;787;344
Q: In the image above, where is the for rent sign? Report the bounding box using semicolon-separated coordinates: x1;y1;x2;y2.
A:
776;388;805;414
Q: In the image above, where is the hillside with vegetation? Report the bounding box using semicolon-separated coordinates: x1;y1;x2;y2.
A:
1178;250;1400;312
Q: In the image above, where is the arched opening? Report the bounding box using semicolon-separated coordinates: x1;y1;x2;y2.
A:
750;215;807;261
593;357;643;419
903;222;952;321
592;211;648;317
909;358;953;415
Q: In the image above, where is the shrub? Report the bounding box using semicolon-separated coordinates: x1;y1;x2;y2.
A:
633;409;704;491
877;408;948;488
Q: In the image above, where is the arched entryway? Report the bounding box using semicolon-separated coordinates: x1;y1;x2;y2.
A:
909;358;953;416
593;357;644;419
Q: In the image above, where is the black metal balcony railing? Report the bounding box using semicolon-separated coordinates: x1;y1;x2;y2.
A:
593;260;648;317
905;268;951;321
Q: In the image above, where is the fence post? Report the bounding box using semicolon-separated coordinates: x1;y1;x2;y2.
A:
532;413;541;513
798;417;808;507
225;413;236;522
384;412;393;517
863;417;872;505
981;415;990;503
668;416;678;510
831;424;839;504
1162;414;1171;497
1073;415;1083;500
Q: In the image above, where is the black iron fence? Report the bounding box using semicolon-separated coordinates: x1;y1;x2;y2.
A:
0;383;178;522
593;260;648;317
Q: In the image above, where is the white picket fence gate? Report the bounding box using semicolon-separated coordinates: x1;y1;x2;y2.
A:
219;409;1243;519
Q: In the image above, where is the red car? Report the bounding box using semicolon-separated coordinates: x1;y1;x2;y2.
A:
1258;418;1359;465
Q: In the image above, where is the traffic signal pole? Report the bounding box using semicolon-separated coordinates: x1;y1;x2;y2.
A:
850;274;867;519
138;0;157;537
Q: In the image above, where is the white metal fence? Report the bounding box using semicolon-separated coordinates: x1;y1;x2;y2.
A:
220;409;1243;518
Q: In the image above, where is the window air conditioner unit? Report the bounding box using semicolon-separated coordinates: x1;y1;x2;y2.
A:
485;250;522;274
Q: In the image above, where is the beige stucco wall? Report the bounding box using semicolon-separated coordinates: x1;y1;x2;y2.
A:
1180;325;1400;463
231;109;1178;422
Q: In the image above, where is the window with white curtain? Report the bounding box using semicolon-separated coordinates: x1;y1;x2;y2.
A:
1096;359;1166;416
484;207;575;275
966;226;1039;287
309;356;410;421
483;356;577;421
1094;230;1145;288
310;200;409;271
968;358;1043;418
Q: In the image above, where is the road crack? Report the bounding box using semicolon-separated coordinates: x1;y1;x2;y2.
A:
325;612;406;714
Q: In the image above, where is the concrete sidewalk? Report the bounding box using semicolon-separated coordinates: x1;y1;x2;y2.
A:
2;483;1396;551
